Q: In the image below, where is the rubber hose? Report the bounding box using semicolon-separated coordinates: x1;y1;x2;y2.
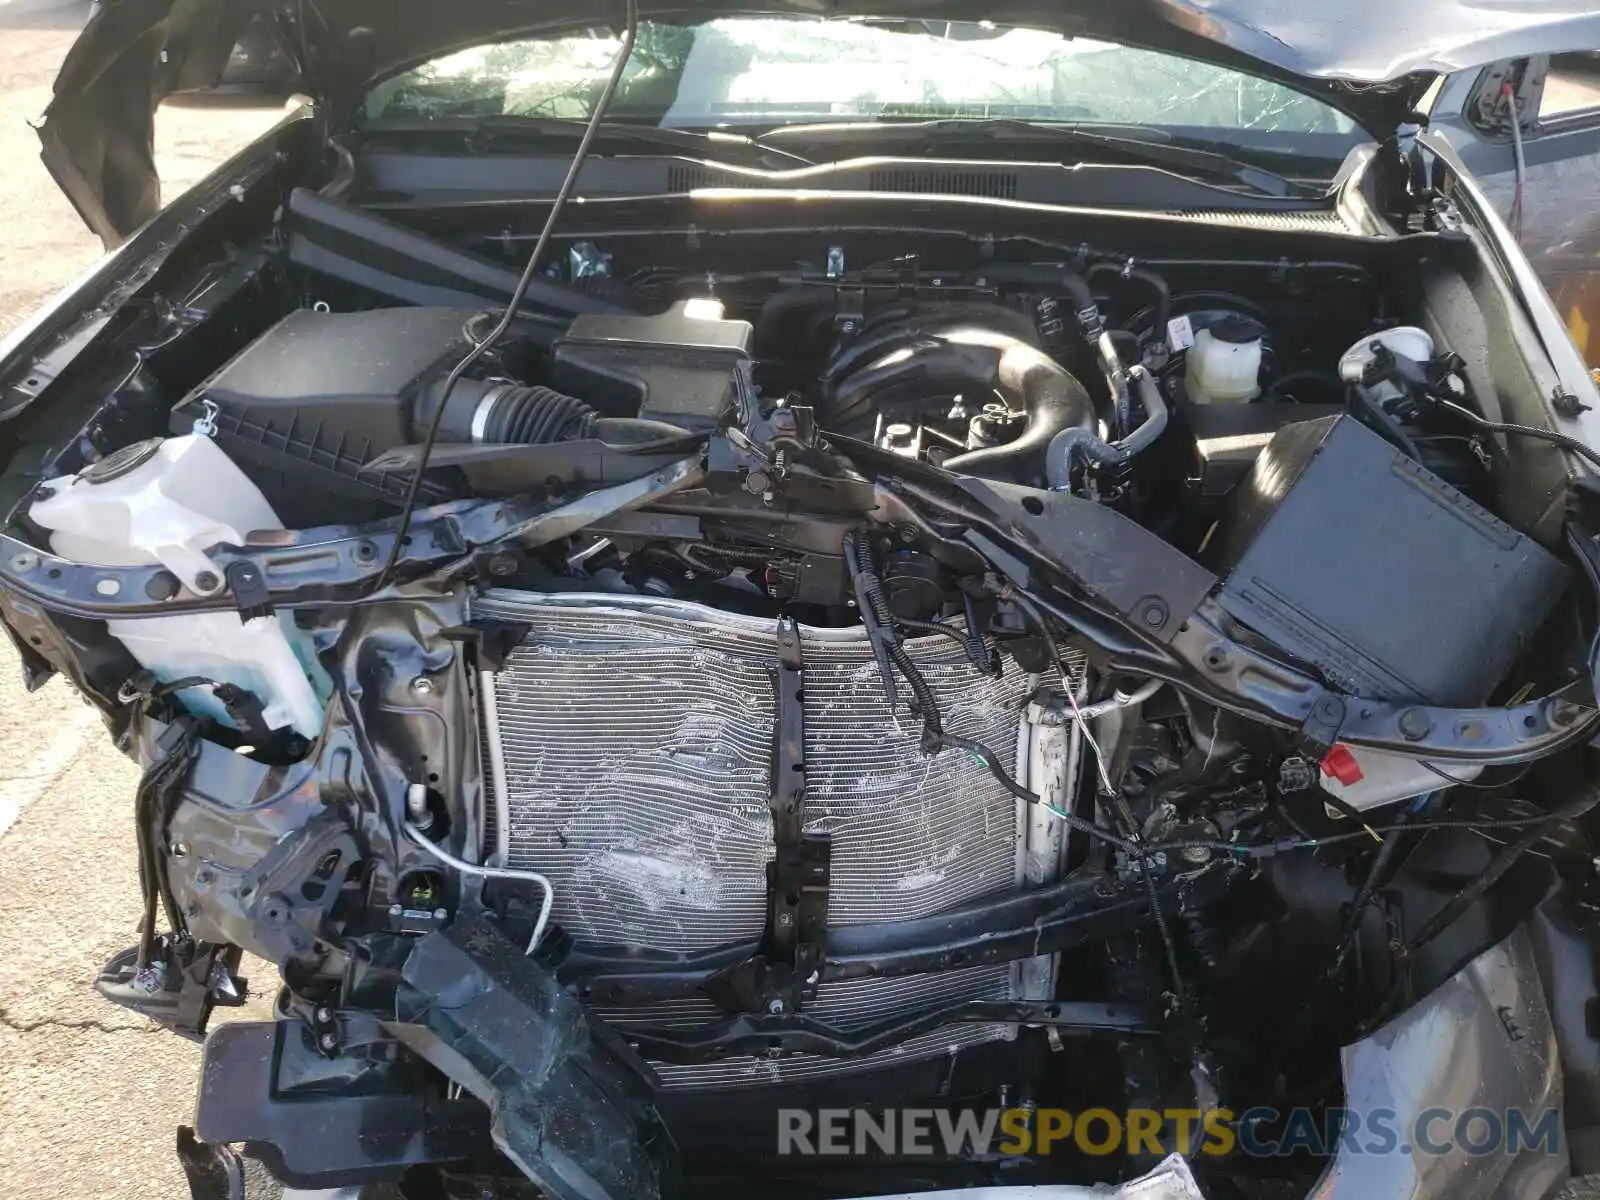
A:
1044;365;1168;487
417;379;690;446
493;386;598;443
1087;263;1172;347
1119;365;1169;455
974;264;1097;327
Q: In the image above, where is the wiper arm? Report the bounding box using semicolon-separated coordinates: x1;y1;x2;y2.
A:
758;119;1306;198
361;115;816;170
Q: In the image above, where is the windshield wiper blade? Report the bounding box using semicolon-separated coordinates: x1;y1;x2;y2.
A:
361;115;816;170
758;119;1307;198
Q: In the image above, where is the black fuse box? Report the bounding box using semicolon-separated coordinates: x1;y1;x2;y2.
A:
551;298;752;431
1212;414;1567;705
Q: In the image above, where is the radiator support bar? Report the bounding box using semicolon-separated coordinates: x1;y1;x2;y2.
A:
706;614;830;1016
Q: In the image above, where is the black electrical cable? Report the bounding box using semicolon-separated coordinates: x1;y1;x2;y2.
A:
1421;760;1534;790
372;0;641;592
1242;805;1600;860
896;616;976;648
1328;797;1428;980
133;719;201;969
1118;802;1189;1011
1398;785;1600;959
1439;397;1600;474
938;731;1139;854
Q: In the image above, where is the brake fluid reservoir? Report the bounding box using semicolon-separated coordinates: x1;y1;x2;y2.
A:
1184;314;1264;405
29;436;327;738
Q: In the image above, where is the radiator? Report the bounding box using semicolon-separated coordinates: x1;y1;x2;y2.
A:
472;588;1075;1089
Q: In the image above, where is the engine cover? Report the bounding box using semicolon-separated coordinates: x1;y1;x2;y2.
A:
472;590;1063;1089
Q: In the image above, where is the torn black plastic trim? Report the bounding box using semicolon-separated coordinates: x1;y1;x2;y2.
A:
195;1020;497;1188
390;915;678;1200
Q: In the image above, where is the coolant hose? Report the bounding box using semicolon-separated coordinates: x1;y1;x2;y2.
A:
1045;365;1169;488
974;263;1096;326
1087;263;1172;351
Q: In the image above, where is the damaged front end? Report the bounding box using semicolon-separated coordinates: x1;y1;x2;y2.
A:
8;15;1600;1182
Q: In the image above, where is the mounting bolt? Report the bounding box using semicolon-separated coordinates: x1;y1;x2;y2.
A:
777;911;793;927
487;552;519;577
410;677;434;694
352;541;378;565
315;1006;333;1023
1398;707;1432;741
1182;844;1212;865
193;570;220;592
767;998;785;1015
144;571;180;601
433;908;448;922
1140;601;1168;628
319;1032;338;1052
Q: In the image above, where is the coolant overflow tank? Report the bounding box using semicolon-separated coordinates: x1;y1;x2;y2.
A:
30;435;327;738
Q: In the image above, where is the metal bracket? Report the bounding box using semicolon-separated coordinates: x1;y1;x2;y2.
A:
1298;695;1347;758
834;286;865;338
224;560;273;621
93;938;247;1043
706;616;830;1015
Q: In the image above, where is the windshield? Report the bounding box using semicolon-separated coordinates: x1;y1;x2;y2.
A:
364;18;1358;141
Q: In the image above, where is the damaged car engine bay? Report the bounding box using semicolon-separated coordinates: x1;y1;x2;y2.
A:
6;91;1600;1196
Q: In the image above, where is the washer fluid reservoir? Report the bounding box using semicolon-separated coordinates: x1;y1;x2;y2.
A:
29;436;328;739
1185;314;1264;405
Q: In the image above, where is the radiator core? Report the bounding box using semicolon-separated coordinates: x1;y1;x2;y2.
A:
473;589;1059;1089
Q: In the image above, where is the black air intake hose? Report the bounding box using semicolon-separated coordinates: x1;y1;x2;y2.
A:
416;378;689;446
485;386;598;443
822;327;1096;483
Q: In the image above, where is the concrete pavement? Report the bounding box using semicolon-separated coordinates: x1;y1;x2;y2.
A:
0;6;281;1194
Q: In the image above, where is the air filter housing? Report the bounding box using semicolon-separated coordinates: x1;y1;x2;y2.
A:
1213;414;1567;705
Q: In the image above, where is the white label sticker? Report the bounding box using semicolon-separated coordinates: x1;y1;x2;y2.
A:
1166;315;1196;351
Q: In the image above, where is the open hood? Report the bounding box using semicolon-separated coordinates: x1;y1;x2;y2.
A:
40;0;1600;244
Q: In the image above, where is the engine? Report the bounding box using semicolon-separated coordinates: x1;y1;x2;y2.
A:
5;209;1593;1200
